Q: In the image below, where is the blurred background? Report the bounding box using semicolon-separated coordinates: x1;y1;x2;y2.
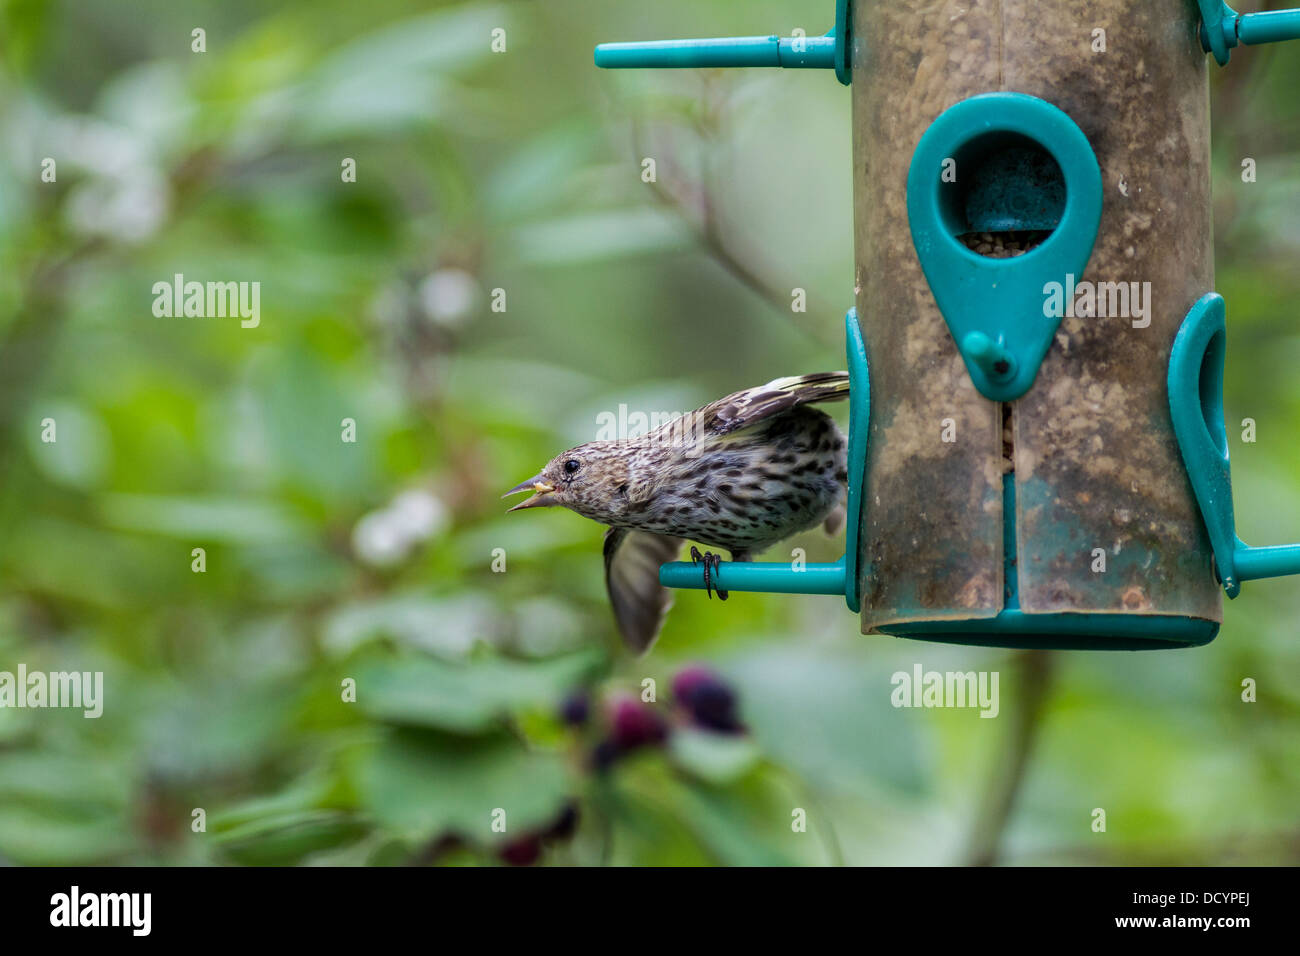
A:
0;0;1298;866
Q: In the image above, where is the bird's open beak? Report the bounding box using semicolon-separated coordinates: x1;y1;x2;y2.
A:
503;475;557;512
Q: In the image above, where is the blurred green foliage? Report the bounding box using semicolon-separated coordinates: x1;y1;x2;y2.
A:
0;0;1298;866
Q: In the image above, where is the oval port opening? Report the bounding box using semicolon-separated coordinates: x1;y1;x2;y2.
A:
1198;326;1229;459
938;131;1065;259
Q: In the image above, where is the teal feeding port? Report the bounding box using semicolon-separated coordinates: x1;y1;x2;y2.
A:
906;93;1103;403
593;0;1300;650
1168;294;1300;597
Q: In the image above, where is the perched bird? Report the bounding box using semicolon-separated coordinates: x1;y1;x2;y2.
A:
504;372;850;653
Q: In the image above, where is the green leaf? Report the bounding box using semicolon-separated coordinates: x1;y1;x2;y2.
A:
669;782;796;867
508;208;691;265
23;400;111;490
296;5;508;140
358;728;570;843
211;809;369;866
0;751;130;811
668;728;761;785
0;806;134;865
99;493;307;544
724;643;928;797
323;593;501;659
355;651;598;734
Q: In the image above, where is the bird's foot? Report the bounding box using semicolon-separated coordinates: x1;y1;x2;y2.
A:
689;546;729;601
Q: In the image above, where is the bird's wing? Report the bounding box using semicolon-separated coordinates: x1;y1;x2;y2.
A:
603;527;683;655
701;371;849;436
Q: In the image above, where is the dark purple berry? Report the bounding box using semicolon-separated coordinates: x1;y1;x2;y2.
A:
544;802;579;841
673;666;744;733
672;665;716;703
609;696;668;749
559;690;590;727
590;738;623;773
498;835;542;866
688;683;743;733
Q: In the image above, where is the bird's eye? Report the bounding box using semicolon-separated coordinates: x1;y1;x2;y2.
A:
563;459;581;474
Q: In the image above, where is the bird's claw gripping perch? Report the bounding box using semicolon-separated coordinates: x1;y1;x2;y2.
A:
690;546;729;601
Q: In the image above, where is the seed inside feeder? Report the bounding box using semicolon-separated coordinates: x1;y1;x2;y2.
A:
958;229;1050;258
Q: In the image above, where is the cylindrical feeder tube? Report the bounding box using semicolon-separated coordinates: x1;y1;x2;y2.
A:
850;0;1220;643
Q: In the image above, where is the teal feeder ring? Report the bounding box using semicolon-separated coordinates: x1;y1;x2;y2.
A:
1197;1;1300;66
906;92;1103;402
1198;0;1237;64
831;0;851;85
1168;293;1300;597
594;0;852;86
658;310;869;609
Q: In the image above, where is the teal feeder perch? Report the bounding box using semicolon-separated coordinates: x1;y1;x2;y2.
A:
597;0;1300;649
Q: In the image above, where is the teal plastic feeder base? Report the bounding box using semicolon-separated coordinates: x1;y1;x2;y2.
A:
880;615;1220;652
871;473;1220;651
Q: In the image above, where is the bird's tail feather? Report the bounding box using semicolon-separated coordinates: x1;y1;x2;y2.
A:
701;371;850;436
761;371;850;406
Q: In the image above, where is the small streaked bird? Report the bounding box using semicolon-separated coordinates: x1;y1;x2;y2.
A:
504;372;849;653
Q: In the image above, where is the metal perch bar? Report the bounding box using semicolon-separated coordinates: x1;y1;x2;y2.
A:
660;558;847;596
595;35;837;71
1233;542;1300;582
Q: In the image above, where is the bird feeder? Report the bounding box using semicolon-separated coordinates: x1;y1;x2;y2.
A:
594;0;1300;649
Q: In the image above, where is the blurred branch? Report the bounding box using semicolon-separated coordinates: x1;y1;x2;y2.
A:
626;87;837;349
0;243;95;435
0;238;107;562
962;650;1057;866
